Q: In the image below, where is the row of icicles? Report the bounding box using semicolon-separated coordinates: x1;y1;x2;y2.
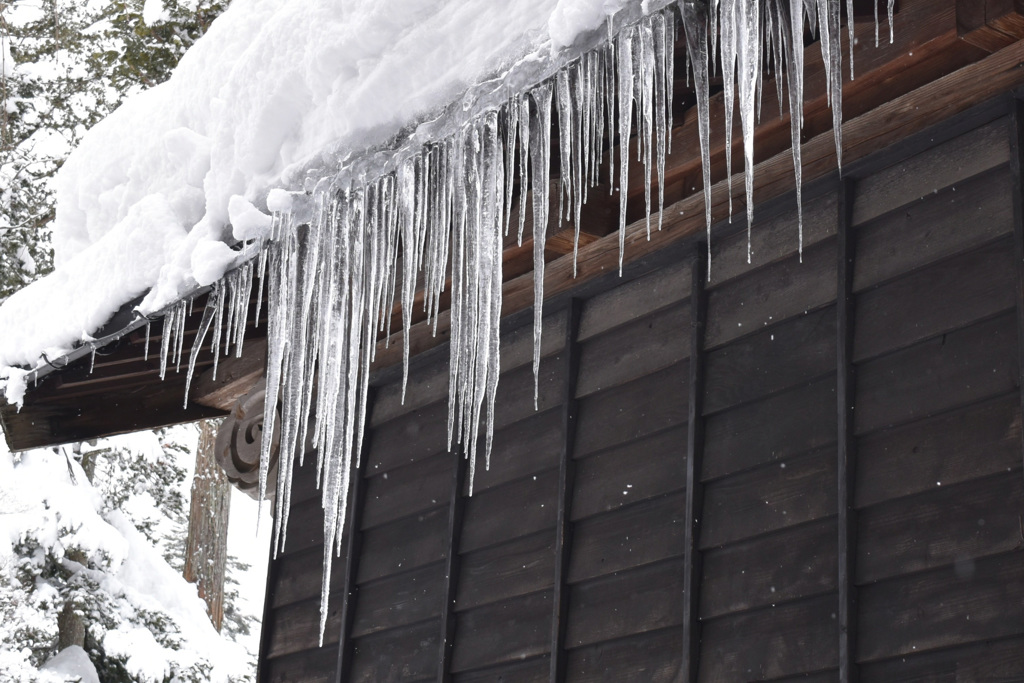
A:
150;0;894;643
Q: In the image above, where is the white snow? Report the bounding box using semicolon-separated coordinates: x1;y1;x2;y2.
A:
0;0;651;397
40;646;100;683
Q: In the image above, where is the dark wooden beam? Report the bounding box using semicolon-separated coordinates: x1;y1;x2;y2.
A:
682;247;708;682
1009;99;1024;494
336;396;373;683
437;446;468;683
957;0;1024;52
837;178;859;683
549;300;583;683
192;337;268;410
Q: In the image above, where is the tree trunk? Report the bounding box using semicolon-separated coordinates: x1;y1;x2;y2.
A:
184;418;231;631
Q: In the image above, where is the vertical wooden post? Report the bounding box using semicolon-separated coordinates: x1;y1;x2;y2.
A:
837;178;860;683
682;248;708;683
184;418;231;631
1009;98;1024;481
336;393;374;683
549;300;583;683
437;445;468;682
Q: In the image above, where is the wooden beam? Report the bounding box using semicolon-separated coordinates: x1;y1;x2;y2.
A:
682;247;708;683
549;301;582;683
192;337;268;410
1009;98;1024;506
837;179;859;683
958;0;1024;52
436;446;468;683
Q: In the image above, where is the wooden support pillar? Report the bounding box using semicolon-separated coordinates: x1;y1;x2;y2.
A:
437;445;468;682
837;179;860;683
1009;100;1024;481
184;418;231;631
336;392;374;683
549;300;583;683
682;247;708;683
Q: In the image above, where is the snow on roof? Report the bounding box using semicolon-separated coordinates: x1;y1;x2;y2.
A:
0;0;631;387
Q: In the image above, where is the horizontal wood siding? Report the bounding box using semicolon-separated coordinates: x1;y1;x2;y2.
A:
259;108;1024;682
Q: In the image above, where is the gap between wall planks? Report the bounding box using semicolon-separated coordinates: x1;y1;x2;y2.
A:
372;36;1024;373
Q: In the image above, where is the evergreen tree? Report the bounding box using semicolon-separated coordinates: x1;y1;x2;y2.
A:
0;0;228;301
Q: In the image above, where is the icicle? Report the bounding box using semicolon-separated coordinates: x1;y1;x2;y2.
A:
89;345;97;375
682;0;714;269
143;320;151;361
616;26;634;275
184;286;220;408
887;0;894;43
787;0;806;259
529;83;553;409
847;0;855;80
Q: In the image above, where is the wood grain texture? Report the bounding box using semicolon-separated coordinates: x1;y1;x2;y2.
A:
577;260;691;341
574;361;689;457
361;452;453;530
567;492;685;584
264;645;337;683
704;240;838;351
565;558;685;649
466;408;563;496
854;312;1019;435
704;305;837;415
266;593;342;658
853;238;1016;362
856;472;1024;584
455;531;555;613
699;518;838;621
454;657;550;683
459;470;559;554
357;506;448;584
271;546;345;609
700;448;838;549
857;552;1024;662
698;594;839;682
351;561;445;638
575;303;691;398
350;619;439;683
855;392;1022;508
451;591;552;673
564;626;684;683
852;164;1014;293
858;635;1024;681
570;426;687;521
703;376;838;481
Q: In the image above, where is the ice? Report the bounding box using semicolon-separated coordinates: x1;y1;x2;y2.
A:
530;84;553;408
682;0;713;269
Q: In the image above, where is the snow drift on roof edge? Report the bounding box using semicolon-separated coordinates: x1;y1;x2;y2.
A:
0;0;627;373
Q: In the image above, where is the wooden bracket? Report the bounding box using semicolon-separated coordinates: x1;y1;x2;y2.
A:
192;337;267;411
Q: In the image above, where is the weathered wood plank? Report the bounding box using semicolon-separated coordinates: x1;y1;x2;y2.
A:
855;392;1022;508
578;260;691;341
451;591;552;673
703;376;837;481
707;191;839;289
854;312;1019;435
567;492;685;584
566;558;685;649
362;452;452;530
851;117;1010;226
366;400;450;475
570;426;687;521
698;594;839;682
853;238;1016;362
266;594;342;658
271;546;345;609
856;472;1024;584
857;552;1024;662
575;303;691;398
574;361;689;457
858;635;1024;681
699;518;838;621
700;447;838;549
454;657;550;683
853;164;1014;292
350;619;439;683
704;305;837;415
264;645;337;683
456;531;555;613
704;239;837;351
460;470;559;554
357;506;448;584
465;408;563;496
492;353;567;432
279;497;325;556
565;626;684;683
351;561;445;638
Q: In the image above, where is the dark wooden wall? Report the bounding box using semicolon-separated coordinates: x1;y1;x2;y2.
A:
257;102;1024;682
